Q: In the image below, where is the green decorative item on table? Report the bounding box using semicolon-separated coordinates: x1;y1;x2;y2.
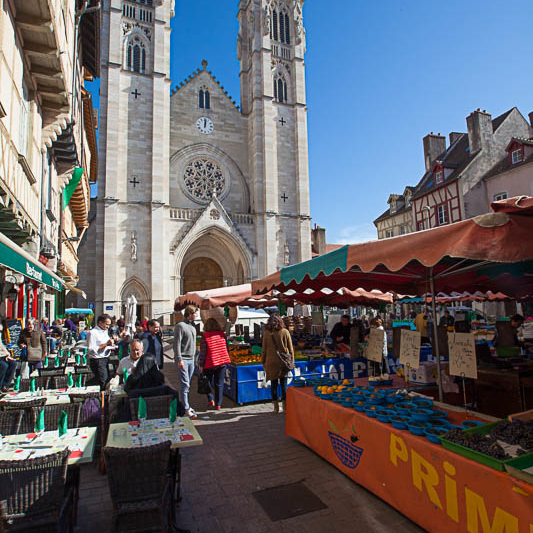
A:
169;398;178;423
30;378;36;392
83;348;88;355
59;348;63;358
58;410;68;437
123;368;128;384
118;345;123;360
13;375;21;391
35;409;45;432
76;354;81;365
67;372;74;387
138;396;147;419
54;356;60;367
82;355;87;365
76;374;83;387
43;357;49;368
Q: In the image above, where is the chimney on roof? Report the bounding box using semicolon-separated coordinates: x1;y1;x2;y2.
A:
423;133;446;172
311;226;326;256
466;109;493;153
449;132;463;146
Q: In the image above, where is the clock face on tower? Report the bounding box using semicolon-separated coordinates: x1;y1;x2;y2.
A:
196;117;214;135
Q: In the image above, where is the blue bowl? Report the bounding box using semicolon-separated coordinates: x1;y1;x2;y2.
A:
407;421;430;436
372;379;394;386
320;393;332;400
410;408;433;422
424;427;448;444
428;418;451;427
341;400;353;408
391;415;411;430
351;393;367;402
461;420;486;429
376;409;395;423
357;386;375;392
366;393;385;405
411;398;433;408
395;402;412;415
429;409;448;419
384;394;405;404
365;407;379;418
332;395;343;403
353;403;367;412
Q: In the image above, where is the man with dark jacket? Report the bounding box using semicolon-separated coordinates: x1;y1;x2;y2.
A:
330;314;351;346
141;320;164;369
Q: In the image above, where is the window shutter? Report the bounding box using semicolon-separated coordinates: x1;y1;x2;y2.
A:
205;90;210;110
273;11;279;41
285;14;290;44
199;90;204;108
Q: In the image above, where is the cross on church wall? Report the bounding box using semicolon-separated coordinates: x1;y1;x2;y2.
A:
279;117;286;126
281;193;288;203
129;176;140;188
131;89;141;99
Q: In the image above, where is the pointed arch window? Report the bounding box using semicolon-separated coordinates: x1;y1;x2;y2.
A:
126;35;147;74
271;7;291;45
199;86;210;109
273;74;288;103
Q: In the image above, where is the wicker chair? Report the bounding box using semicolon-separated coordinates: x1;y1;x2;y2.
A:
0;409;24;435
1;398;48;433
129;395;175;422
18;377;50;392
30;403;82;431
73;365;92;376
103;442;173;532
52;375;86;389
38;367;67;379
0;448;74;533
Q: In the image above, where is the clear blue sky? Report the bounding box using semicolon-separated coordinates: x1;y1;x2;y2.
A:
89;0;533;244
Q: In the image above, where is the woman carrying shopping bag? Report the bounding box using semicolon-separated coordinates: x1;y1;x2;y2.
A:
198;318;231;410
261;315;295;414
18;319;47;372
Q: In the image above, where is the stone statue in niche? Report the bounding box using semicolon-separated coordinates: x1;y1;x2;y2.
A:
130;231;137;263
263;6;271;35
284;241;290;266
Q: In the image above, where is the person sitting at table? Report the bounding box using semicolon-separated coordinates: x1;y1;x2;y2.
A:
124;340;183;408
329;315;352;347
0;323;17;392
115;337;140;381
439;310;455;327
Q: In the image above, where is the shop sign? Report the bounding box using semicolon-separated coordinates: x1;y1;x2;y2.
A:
106;305;113;310
0;241;63;290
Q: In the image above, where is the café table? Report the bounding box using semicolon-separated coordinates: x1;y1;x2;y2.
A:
106;417;203;499
0;426;97;465
0;386;101;406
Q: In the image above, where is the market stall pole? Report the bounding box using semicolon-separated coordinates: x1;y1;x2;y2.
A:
429;270;444;401
252;196;533;402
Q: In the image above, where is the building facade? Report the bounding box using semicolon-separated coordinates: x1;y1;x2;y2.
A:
83;0;312;319
374;107;533;238
0;0;99;324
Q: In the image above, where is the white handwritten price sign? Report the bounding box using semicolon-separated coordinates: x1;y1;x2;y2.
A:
366;328;385;363
399;329;421;370
448;332;477;379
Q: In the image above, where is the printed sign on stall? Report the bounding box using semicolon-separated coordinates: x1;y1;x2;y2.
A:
448;332;477;379
399;329;421;369
366;328;385;363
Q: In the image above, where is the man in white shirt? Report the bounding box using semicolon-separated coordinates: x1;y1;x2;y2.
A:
116;339;143;381
87;314;115;389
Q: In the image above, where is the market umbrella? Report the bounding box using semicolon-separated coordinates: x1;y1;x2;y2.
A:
125;294;137;337
176;283;276;310
280;287;394;308
252;196;533;400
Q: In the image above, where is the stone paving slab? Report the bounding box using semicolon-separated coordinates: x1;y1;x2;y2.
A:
76;344;425;532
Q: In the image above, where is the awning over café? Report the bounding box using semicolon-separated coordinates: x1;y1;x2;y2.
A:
0;231;63;291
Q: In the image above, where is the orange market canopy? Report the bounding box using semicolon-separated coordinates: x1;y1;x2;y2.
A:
280;287;393;308
176;283;276;310
252;197;533;299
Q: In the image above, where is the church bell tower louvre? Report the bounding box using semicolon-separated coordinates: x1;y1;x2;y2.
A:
82;0;311;318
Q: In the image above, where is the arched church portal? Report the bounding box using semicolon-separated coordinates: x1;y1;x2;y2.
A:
179;230;249;295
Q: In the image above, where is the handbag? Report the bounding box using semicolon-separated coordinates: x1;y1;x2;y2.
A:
271;331;295;373
27;346;43;363
197;373;211;395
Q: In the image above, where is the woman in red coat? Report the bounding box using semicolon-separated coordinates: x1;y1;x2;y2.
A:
198;318;231;410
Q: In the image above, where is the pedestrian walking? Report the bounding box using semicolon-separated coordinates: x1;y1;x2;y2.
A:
141;319;164;368
0;323;17;392
173;306;198;419
87;314;115;389
198;318;231;410
18;319;47;373
261;315;294;413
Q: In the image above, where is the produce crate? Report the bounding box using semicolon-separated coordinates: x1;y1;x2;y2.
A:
495;347;520;358
504;453;533;484
440;421;527;471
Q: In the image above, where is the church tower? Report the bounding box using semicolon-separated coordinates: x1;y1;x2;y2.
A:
95;0;173;317
238;0;312;275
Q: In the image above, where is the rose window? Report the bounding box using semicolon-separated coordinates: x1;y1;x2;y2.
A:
183;159;226;202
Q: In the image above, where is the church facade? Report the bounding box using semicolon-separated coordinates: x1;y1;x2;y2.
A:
80;0;311;318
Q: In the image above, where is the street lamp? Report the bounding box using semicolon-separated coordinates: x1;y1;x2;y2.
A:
1;274;19;303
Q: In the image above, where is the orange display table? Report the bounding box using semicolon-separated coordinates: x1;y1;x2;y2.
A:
286;387;533;533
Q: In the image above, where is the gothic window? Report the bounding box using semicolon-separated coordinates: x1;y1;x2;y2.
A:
271;6;290;45
183;158;226;202
126;35;146;73
273;74;288;103
199;86;210;109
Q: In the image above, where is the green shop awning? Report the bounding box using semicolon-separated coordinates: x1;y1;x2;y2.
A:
0;232;63;290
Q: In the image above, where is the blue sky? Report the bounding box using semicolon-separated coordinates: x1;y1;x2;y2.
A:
89;0;533;244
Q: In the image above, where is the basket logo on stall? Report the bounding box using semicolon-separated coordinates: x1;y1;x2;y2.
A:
328;420;363;469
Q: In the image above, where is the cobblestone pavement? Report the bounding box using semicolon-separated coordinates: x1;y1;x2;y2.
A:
77;343;425;533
